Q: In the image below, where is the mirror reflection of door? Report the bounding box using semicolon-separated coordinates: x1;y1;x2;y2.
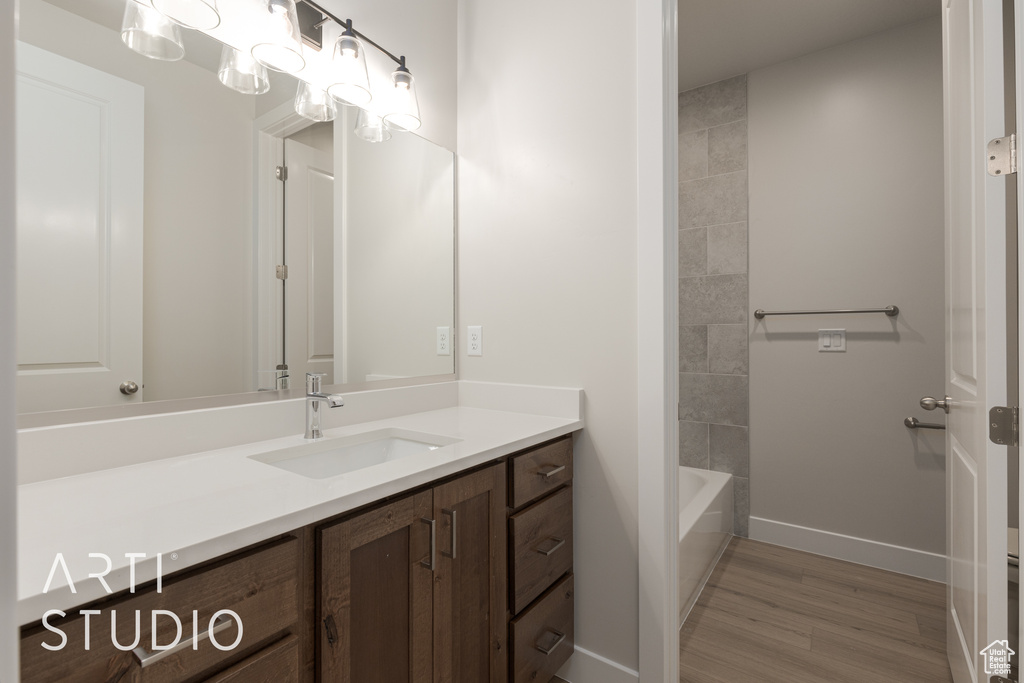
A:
15;42;144;413
283;130;335;384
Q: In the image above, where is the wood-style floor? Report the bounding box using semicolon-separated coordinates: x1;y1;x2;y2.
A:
679;538;952;683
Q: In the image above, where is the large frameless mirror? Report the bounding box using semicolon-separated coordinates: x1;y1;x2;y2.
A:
15;0;456;423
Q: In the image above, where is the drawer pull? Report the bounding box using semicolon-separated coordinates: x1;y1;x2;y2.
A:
535;629;566;656
442;508;457;559
420;517;436;571
133;614;233;668
536;537;566;557
537;464;566;478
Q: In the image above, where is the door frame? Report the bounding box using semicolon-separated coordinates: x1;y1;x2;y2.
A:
637;0;680;682
0;0;17;678
252;100;329;391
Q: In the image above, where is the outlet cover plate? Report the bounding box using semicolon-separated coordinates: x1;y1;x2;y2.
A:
436;326;451;356
468;326;482;356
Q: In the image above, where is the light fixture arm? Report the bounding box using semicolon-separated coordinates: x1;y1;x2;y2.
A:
297;0;406;67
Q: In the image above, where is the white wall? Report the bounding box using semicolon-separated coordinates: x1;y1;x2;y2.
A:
1;0;17;678
458;0;641;677
338;112;455;382
19;0;255;403
748;18;946;577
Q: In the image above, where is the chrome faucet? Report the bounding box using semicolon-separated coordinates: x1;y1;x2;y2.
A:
305;372;344;440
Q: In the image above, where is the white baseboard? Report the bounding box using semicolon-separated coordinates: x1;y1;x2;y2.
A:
748;516;946;582
557;646;640;683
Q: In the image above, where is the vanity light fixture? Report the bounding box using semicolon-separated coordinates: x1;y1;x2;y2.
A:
294;81;337;122
354;108;392;143
326;20;371;107
297;0;423;132
251;0;306;74
382;56;421;132
218;45;270;95
152;0;221;30
121;0;185;61
117;0;424;131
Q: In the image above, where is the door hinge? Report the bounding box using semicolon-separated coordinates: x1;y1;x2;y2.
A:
989;406;1019;447
275;165;288;181
987;134;1016;176
276;265;288;280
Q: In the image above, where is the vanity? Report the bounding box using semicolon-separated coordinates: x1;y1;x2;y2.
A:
13;2;572;680
16;381;581;683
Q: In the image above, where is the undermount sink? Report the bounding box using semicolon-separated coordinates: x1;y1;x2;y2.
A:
250;428;461;479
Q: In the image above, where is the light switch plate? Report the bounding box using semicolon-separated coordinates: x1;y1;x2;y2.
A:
468;326;482;356
818;329;846;352
436;326;451;356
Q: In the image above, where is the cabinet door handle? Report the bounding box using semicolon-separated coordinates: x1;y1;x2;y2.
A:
133;614;233;668
535;629;566;656
323;614;338;646
535;537;566;557
537;464;566;478
442;508;457;559
420;517;436;571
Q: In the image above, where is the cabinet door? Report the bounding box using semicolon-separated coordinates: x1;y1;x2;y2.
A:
432;464;508;683
320;491;434;683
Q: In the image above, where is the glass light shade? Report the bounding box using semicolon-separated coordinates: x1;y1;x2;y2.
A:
251;0;306;74
295;82;336;122
326;34;371;107
121;0;185;61
152;0;220;29
218;45;270;95
382;68;421;132
354;108;392;143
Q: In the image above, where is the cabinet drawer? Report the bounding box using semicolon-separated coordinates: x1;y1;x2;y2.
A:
509;437;573;509
510;486;573;614
204;634;299;682
21;537;300;683
511;574;574;683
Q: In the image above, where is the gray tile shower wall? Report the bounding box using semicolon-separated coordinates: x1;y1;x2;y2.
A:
678;75;749;537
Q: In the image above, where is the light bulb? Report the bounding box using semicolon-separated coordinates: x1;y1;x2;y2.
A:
295;82;336;122
382;60;421;132
218;45;270;95
354;108;391;143
121;0;185;61
327;28;371;107
251;0;305;74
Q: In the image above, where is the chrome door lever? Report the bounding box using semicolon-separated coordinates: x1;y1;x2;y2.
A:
920;395;952;414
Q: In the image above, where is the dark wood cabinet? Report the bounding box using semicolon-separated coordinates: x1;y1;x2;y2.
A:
318;463;507;683
20;537;302;683
507;437;574;683
318;490;434;683
432;464;508;683
22;437;574;683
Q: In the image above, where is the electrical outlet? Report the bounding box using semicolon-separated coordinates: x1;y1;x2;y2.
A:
436;326;451;356
818;329;846;352
468;326;482;356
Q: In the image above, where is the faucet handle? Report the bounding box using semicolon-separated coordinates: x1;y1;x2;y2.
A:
306;372;327;394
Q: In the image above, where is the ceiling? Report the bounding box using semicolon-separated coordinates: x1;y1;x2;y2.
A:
679;0;941;92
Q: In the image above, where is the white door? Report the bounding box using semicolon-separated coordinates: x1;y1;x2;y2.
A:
15;42;144;413
284;137;335;383
944;1;1011;681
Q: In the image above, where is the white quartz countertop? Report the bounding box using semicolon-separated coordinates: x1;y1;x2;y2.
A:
17;387;582;626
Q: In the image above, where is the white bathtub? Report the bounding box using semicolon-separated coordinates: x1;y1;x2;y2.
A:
678;466;733;625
